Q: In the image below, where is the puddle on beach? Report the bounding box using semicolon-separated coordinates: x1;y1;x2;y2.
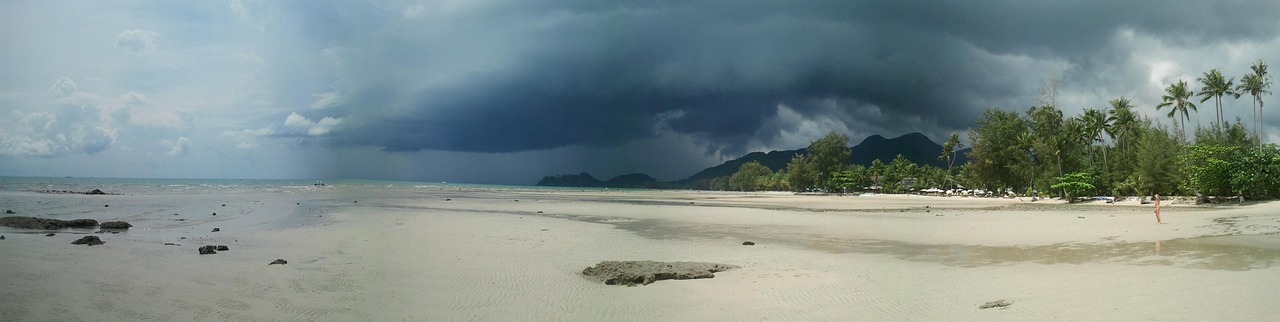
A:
590;218;1280;271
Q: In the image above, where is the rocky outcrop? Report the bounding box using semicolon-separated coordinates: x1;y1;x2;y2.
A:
198;245;218;255
64;219;99;228
99;221;132;229
71;236;104;246
581;261;739;286
269;259;287;265
979;299;1013;309
0;216;99;230
32;189;117;195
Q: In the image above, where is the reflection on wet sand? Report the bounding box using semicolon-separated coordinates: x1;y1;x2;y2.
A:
602;218;1280;271
819;235;1278;271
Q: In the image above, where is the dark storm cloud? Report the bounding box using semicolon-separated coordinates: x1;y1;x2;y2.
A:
277;0;1280;153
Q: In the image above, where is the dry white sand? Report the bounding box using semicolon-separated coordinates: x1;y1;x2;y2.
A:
3;188;1279;321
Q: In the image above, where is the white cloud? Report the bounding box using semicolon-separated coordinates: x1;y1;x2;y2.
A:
113;91;185;129
219;127;273;149
49;77;78;96
310;92;338;109
219;127;273;138
284;112;314;126
115;29;159;53
403;2;426;19
283;112;341;136
0;108;120;157
128;109;183;129
308;117;342;136
119;91;150;104
0;79;124;157
229;52;264;65
166;136;190;156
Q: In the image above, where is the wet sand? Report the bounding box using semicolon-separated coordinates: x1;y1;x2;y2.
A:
2;188;1279;321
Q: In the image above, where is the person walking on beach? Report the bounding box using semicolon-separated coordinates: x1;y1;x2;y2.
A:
1154;194;1162;224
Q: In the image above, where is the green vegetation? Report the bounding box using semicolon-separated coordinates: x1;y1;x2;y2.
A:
1051;172;1095;202
728;162;772;192
712;59;1277;202
807;131;852;191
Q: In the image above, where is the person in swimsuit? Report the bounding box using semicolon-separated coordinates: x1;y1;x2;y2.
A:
1154;194;1162;224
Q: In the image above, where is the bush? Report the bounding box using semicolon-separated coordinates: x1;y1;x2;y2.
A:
1051;172;1095;202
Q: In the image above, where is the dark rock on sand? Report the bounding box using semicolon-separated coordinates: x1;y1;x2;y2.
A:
742;241;756;246
216;245;229;251
979;299;1013;309
87;189;107;195
71;235;104;246
1;235;5;240
104;205;109;207
164;243;175;246
100;221;132;229
211;228;220;232
62;219;98;228
1;216;99;230
4;210;14;214
212;212;216;216
446;198;451;201
270;259;287;265
198;245;218;255
45;233;55;236
582;261;739;286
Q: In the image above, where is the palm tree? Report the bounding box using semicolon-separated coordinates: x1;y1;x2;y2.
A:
1197;69;1235;128
938;132;963;174
1237;60;1272;147
1063;116;1092;156
1156;80;1197;142
938;132;963;188
1107;97;1139;156
1082;108;1113;166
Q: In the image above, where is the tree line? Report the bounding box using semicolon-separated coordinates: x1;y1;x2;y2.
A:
710;131;959;194
714;60;1277;201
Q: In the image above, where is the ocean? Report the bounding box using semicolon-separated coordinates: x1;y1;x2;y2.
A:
0;176;612;196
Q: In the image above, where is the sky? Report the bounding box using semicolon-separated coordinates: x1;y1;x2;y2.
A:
2;1;1279;184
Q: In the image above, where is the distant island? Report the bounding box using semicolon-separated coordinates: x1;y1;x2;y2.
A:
537;132;965;189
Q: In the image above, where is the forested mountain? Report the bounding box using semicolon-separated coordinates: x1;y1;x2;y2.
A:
675;133;968;184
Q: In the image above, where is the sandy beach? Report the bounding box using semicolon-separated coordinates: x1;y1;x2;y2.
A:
3;186;1279;321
